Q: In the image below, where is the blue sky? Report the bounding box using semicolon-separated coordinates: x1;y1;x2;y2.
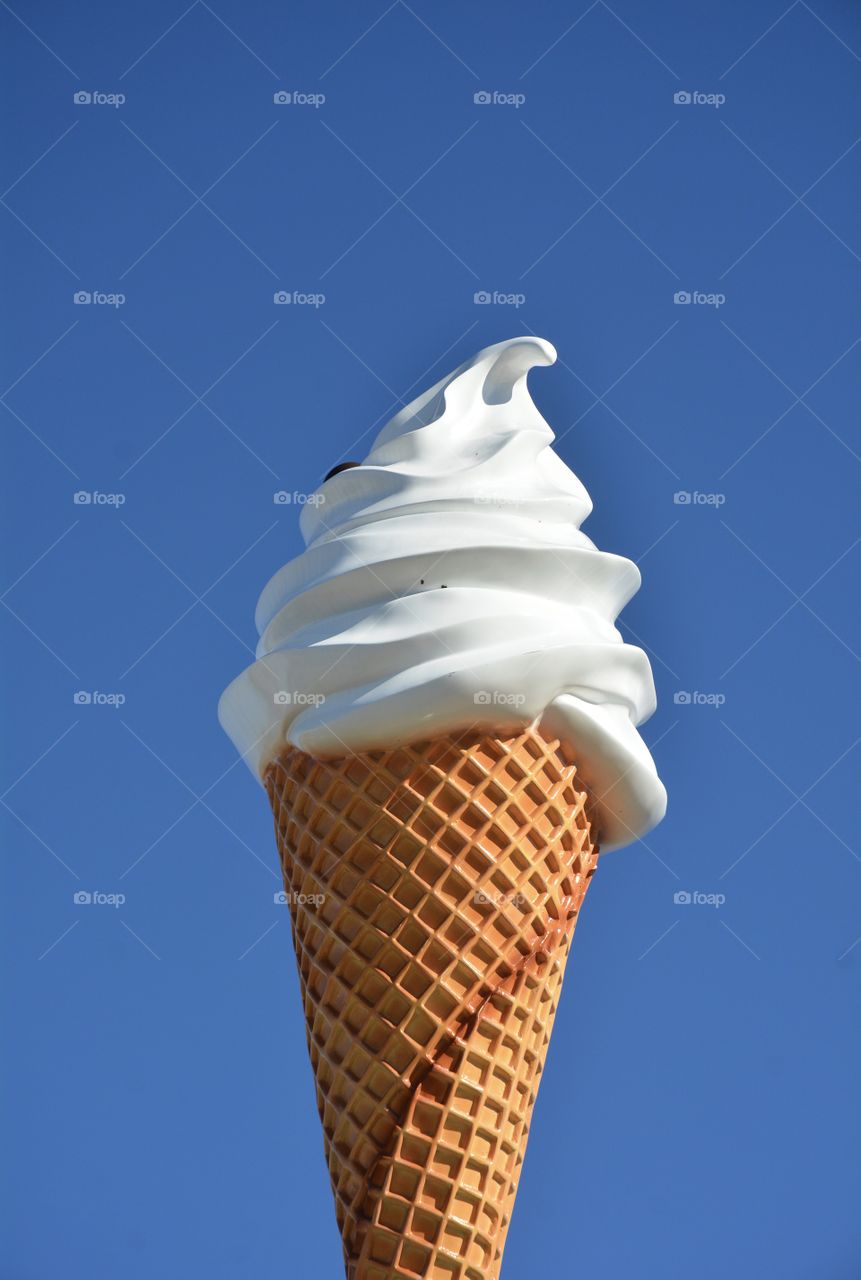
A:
3;2;860;1277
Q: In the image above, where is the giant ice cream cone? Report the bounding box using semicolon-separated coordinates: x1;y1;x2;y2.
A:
219;337;666;1276
266;728;596;1278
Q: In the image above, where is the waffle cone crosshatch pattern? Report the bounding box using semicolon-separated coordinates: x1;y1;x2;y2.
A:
265;728;599;1279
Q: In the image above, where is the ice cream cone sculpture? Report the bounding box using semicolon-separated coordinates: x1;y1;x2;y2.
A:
220;338;666;1278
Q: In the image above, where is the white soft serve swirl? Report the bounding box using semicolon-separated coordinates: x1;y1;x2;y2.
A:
219;336;667;851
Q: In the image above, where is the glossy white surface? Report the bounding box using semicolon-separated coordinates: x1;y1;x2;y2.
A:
219;336;666;849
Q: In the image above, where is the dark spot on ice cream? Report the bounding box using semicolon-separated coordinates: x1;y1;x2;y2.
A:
323;461;360;482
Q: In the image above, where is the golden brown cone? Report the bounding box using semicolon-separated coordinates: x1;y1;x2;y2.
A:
265;727;598;1280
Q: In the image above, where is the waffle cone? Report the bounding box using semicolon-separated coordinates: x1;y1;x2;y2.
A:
265;727;598;1280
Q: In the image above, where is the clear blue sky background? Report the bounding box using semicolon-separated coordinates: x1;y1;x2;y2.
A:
3;2;860;1276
